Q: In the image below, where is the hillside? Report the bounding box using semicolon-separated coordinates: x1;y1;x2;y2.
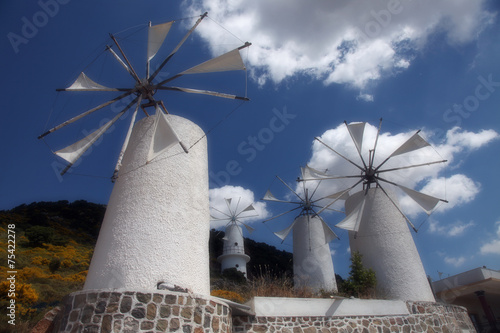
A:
0;200;293;329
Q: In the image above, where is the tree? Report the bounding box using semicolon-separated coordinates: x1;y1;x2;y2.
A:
341;251;377;298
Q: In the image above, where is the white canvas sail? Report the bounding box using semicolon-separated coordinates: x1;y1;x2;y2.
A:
262;190;286;202
147;106;181;162
181;48;245;74
319;217;338;243
301;165;331;180
147;22;173;61
274;219;298;241
66;72;117;91
56;111;124;164
346;122;366;156
398;185;441;214
389;132;430;158
241;204;256;213
336;197;366;232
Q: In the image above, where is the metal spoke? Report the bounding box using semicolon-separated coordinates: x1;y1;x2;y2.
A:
261;206;302;224
315;137;365;172
38;90;136;139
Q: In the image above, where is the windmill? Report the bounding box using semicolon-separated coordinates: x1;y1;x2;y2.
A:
303;119;448;301
211;198;259;278
38;12;250;179
40;14;251;295
262;170;344;292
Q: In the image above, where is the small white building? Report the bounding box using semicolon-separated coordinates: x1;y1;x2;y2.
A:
217;223;251;277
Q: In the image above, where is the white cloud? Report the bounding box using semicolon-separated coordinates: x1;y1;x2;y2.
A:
209;185;270;229
184;0;495;89
480;222;500;255
301;122;497;218
428;219;475;237
444;256;466;267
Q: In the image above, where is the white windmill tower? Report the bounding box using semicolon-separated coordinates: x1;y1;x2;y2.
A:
211;198;259;278
38;13;250;295
306;120;447;301
262;171;342;292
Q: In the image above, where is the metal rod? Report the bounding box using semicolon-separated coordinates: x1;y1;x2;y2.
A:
109;33;142;83
315;137;364;172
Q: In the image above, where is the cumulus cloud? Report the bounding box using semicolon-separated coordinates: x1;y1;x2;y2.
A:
300;122;497;217
428;219;475;237
184;0;495;90
444;256;466;267
480;222;500;255
209;185;270;229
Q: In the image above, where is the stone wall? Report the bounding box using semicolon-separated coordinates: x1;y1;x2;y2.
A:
52;290;231;332
232;301;476;333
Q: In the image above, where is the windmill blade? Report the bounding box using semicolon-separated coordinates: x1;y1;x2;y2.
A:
156;86;249;101
106;46;135;79
112;95;142;180
261;206;302;224
147;105;185;162
55;98;137;175
397;185;444;214
276;175;303;202
312;204;343;214
56;72;120;92
225;198;233;213
377;159;447;174
156;42;251;86
262;190;293;203
312;189;351;204
109;33;142;83
147;21;173;62
240;221;255;234
210;206;232;219
240;203;256;213
315;137;365;173
376;181;418;232
38;90;136;139
315;178;365;215
345;121;368;169
149;12;208;83
375;131;430;172
376;175;448;214
370;118;383;168
313;213;339;242
301;165;333;181
274;219;299;242
335;196;366;232
180;45;249;74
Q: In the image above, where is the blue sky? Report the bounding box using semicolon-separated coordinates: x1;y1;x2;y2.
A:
1;0;499;280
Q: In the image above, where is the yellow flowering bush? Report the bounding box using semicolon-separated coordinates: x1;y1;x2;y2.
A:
211;289;244;303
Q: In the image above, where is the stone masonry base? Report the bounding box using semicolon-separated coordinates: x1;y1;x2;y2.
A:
49;290;475;333
52;290;231;332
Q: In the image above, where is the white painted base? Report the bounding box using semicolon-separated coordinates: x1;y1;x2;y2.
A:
293;215;337;292
345;188;435;302
248;297;409;317
84;115;210;295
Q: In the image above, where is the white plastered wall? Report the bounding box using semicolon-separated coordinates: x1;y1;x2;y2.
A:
293;215;337;292
346;188;435;302
84;115;210;295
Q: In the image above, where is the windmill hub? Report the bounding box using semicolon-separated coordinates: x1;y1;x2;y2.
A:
136;79;156;99
363;167;377;185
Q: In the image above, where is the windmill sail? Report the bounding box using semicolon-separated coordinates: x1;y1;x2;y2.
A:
274;219;298;241
147;21;173;61
66;72;117;91
397;185;441;214
346;122;365;156
181;48;246;74
55;109;126;165
147;106;182;162
318;216;339;243
336;197;366;232
389;132;430;158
